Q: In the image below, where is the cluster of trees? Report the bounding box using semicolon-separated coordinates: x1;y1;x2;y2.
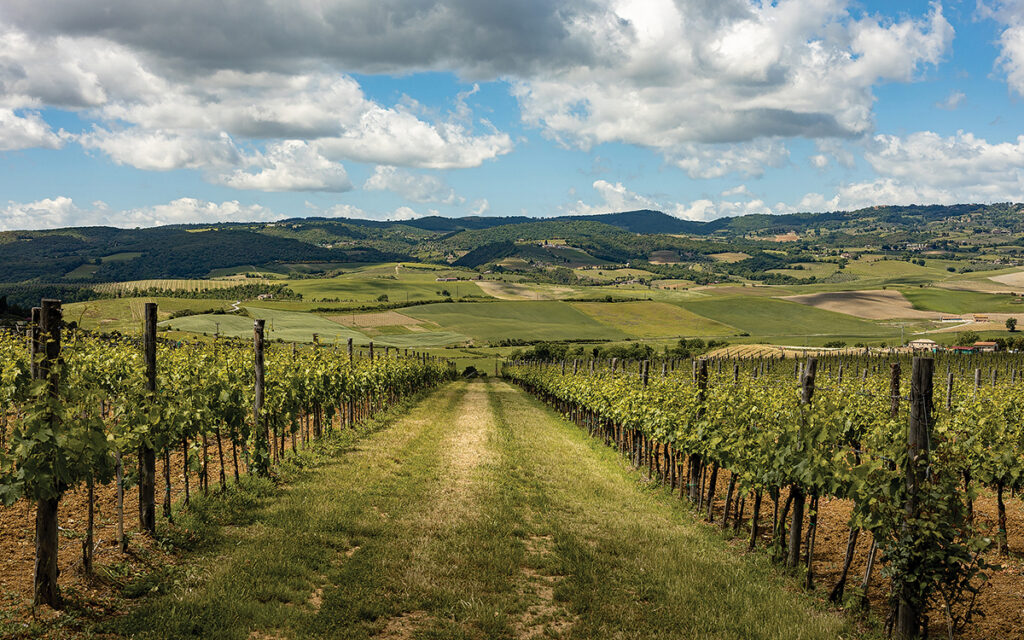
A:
508;338;729;362
125;283;301;301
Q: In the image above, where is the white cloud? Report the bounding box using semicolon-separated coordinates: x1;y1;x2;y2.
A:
982;1;1024;95
565;179;774;222
217;140;352;192
792;130;1024;211
316;109;512;169
363;165;460;203
0;20;515;181
0;108;63;150
1;196;82;230
671;141;789;179
389;206;423;221
566;179;659;215
813;138;856;169
78;129;239;171
470;198;490;215
514;0;952;173
0;196;280;230
935;90;966;110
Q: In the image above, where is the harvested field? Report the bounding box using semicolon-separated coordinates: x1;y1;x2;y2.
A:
475;280;574;300
784;289;942;319
927;312;1024;333
708;252;751;263
989;269;1024;289
328;310;425;328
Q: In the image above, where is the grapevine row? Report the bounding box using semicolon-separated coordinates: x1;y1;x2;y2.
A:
0;300;456;608
505;354;1022;639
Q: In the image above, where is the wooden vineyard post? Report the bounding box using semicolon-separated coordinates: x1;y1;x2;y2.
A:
139;303;157;535
896;357;933;640
347;338;354;428
787;357;816;569
253;320;269;477
29;307;40;378
688;359;708;503
33;299;62;609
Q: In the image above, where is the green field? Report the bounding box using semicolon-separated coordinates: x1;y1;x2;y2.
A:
93;279;261;293
284;263;490;302
901;288;1024;313
767;262;838;279
572;301;737;337
677;296;897;338
164;307;368;343
161;305;470;347
404;301;627;343
842;258;954;285
65;297;233;333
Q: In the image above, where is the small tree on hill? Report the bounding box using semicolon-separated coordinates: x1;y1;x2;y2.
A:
1007;317;1017;332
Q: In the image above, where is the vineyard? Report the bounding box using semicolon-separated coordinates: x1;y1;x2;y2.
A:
0;299;454;616
505;353;1024;639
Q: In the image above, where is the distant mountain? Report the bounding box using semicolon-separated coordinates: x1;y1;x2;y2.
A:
558;210;705;234
2;203;1021;285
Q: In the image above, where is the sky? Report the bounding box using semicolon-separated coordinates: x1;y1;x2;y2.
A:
1;0;1023;230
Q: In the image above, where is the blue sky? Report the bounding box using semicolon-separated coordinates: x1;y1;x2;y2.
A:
1;0;1023;229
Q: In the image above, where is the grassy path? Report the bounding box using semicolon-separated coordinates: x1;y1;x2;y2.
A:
112;379;859;639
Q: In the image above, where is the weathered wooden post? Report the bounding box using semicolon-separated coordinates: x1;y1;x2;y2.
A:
896;357;933;640
139;303;157;534
787;357;816;569
33;299;62;608
688;359;708;502
253;319;269;477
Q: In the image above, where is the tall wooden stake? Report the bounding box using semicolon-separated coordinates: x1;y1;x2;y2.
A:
253;319;269;477
896;357;933;640
139;303;157;534
33;299;62;608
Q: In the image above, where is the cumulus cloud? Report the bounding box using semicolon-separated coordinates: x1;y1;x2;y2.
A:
0;19;515;184
78;129;239;171
514;0;952;172
0;0;603;77
671;141;789;179
470;198;490;215
217;140;352;192
794;130;1024;210
566;179;660;215
363;165;461;203
0;108;63;150
566;179;775;221
0;196;281;230
936;90;966;110
0;196;83;230
389;206;424;221
316;109;512;169
981;1;1024;94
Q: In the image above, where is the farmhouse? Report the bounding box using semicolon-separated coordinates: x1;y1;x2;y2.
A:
907;338;938;351
973;314;989;322
974;341;999;352
947;345;976;354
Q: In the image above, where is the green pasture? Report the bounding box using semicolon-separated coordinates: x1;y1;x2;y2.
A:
404;300;627;343
572;301;737;337
65;297;233;333
163;307;367;344
901;288;1024;313
283;263;489;302
767;262;838;279
572;267;658;282
677;296;897;338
